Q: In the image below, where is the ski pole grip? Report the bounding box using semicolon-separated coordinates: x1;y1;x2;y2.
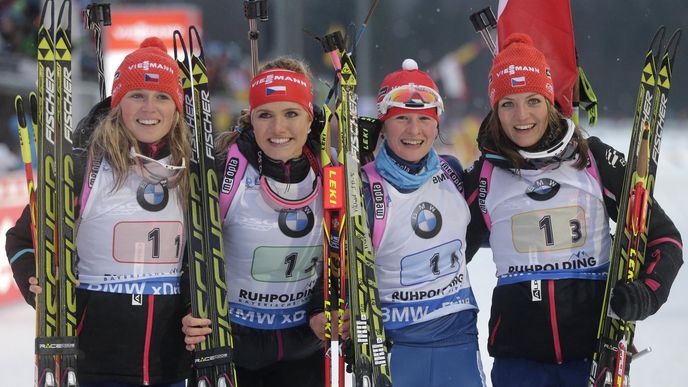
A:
258;0;269;21
84;3;111;28
469;7;498;57
319;31;345;54
469;7;497;33
244;0;268;22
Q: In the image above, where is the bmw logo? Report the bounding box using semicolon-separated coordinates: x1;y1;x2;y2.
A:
411;202;442;239
526;178;560;201
137;181;169;212
278;206;315;238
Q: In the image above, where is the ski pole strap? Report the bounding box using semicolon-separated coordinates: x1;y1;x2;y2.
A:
220;143;249;221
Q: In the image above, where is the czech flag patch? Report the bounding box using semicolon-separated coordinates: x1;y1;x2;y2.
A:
145;73;160;83
266;85;287;96
511;76;526;87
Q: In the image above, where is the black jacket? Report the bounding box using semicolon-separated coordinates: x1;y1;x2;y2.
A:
6;98;192;384
463;136;683;363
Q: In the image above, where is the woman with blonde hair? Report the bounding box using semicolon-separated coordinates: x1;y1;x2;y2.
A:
7;37;192;386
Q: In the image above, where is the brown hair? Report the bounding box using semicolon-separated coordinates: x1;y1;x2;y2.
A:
483;100;589;170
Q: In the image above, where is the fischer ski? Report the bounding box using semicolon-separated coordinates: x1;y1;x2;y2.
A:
320;29;392;387
30;0;79;385
54;0;79;384
589;26;681;387
174;27;238;387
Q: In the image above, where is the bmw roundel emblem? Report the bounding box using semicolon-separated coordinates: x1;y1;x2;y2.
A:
411;202;442;239
137;181;169;212
278;206;315;238
526;178;560;201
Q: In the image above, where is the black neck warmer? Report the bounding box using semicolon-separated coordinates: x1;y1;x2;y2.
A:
237;129;313;183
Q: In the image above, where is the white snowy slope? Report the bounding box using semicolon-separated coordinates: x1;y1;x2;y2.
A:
1;123;687;386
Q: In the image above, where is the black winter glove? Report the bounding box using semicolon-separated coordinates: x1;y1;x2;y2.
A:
358;116;382;164
343;338;355;373
610;280;658;321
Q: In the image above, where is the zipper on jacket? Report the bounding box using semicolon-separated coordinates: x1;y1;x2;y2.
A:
547;280;563;363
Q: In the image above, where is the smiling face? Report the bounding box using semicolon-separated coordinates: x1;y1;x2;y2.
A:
120;89;177;144
496;92;549;148
250;101;313;162
382;112;438;163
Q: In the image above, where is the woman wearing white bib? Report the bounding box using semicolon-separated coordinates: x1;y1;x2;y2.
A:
360;59;486;387
7;37;192;386
463;32;683;387
182;57;326;387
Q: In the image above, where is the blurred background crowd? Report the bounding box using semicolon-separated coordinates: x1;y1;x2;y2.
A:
0;0;685;172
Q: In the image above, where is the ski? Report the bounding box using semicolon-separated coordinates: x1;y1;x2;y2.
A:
33;0;79;385
174;27;238;387
589;26;681;387
320;33;347;387
320;30;392;387
54;0;79;384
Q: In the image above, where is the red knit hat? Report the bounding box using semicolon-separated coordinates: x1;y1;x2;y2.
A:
376;58;443;123
249;69;314;119
111;37;183;112
488;33;554;108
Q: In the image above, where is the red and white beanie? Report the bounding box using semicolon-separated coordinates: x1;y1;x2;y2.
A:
111;37;184;112
376;58;442;123
249;69;314;119
488;32;555;108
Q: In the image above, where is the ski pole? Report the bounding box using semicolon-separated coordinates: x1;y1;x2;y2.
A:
14;96;37;246
469;7;498;57
243;0;269;77
83;3;112;101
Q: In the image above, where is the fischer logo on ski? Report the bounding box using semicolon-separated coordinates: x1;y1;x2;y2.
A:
588;26;681;387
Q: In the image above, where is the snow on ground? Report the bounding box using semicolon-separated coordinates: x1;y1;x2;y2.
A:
1;122;686;386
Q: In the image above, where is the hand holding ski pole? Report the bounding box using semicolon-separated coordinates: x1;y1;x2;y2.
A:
309;309;351;341
610;280;658;322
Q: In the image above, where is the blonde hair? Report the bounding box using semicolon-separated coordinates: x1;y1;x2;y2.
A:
88;105;191;204
483;100;589;170
216;56;313;152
